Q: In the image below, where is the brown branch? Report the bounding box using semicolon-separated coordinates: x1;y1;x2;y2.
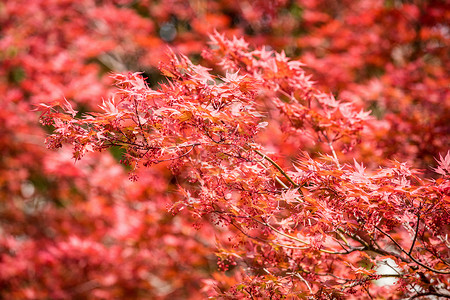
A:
408;214;420;255
133;98;150;147
156;144;198;163
375;225;450;275
253;149;300;190
409;292;450;299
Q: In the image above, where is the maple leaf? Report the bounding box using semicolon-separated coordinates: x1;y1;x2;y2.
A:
281;188;301;204
433;151;450;176
99;98;119;116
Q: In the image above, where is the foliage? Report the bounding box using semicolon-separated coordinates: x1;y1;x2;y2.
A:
39;33;450;298
1;0;449;299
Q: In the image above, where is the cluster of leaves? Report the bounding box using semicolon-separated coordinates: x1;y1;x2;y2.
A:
1;0;449;298
40;33;450;299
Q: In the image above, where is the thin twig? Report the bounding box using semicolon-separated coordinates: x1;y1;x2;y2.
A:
408;214;420;255
291;273;313;294
327;141;340;168
409;292;450;299
156;144;198;162
251;216;363;254
253;149;300;189
363;286;374;300
133;98;150;147
375;225;450;274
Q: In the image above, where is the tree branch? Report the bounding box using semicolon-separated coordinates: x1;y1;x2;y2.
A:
408;214;420;255
409;292;450;299
375;225;450;274
253;149;300;190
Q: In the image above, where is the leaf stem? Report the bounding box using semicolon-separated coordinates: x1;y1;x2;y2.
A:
253;149;300;189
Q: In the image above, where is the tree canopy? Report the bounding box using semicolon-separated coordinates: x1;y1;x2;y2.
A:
1;0;449;298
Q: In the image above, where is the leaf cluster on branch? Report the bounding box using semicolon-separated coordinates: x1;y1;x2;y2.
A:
38;33;450;299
